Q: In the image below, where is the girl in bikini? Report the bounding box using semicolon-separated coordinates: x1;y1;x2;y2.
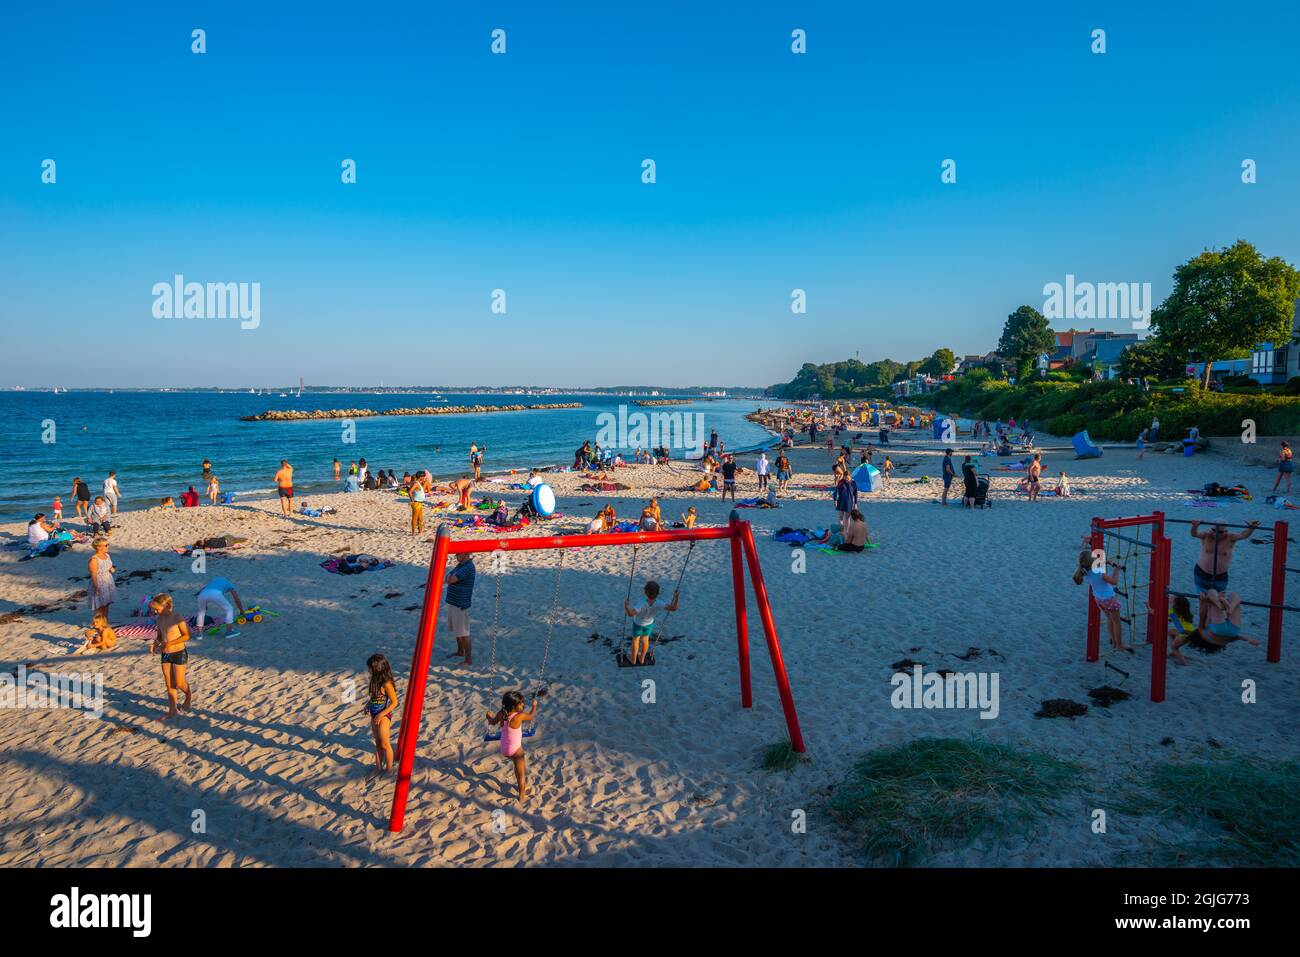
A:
486;690;539;802
150;594;192;719
362;654;398;781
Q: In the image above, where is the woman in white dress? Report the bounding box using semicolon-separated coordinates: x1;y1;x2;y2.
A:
88;537;118;619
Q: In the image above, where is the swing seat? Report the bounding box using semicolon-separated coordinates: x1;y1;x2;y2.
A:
484;726;537;743
616;650;656;668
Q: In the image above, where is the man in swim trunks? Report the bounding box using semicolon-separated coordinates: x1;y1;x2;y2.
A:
1190;519;1259;629
275;460;294;516
1026;453;1042;502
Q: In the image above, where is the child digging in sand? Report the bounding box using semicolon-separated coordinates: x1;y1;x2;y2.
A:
77;607;117;654
486;690;540;801
149;594;192;719
363;654;398;781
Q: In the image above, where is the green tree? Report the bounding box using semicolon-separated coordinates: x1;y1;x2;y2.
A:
1151;240;1300;389
997;306;1056;379
1116;338;1184;382
919;347;957;377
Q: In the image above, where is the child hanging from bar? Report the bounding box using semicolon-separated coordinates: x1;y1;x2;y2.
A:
624;579;680;665
1073;546;1127;653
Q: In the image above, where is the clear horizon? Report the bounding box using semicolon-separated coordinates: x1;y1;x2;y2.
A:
3;1;1298;387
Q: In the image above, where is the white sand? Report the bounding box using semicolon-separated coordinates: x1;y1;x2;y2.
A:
1;435;1296;866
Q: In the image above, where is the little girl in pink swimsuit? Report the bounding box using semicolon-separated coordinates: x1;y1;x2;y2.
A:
486;690;539;802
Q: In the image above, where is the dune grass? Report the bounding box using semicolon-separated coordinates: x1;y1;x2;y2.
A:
1131;758;1300;867
828;738;1085;866
760;740;802;773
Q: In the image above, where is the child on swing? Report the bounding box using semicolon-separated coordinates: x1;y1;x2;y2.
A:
486;690;540;802
362;653;398;782
623;580;680;665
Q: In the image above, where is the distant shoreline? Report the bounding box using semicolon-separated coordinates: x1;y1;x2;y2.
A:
240;402;582;422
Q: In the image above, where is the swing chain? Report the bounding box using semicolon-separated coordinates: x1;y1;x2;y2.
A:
537;550;566;683
487;546;504;672
649;540;696;656
617;545;640;656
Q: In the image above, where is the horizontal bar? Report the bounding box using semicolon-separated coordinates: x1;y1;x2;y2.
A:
1167;590;1300;614
1162;519;1263;531
1093;515;1161;531
440;524;737;554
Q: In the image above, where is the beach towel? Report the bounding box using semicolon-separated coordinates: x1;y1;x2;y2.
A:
734;498;779;509
321;554;395;575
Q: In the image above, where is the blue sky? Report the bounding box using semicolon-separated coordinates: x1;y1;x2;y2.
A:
2;1;1299;389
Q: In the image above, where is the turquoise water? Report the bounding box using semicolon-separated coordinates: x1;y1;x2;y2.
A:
0;393;774;522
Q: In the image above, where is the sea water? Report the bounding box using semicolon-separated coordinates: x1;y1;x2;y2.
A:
0;392;775;522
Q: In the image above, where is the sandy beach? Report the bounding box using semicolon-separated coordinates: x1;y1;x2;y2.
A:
1;432;1295;867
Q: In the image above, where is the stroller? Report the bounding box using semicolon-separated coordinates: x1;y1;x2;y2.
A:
972;474;992;508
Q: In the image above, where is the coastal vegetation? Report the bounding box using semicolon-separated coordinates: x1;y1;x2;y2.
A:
766;241;1300;438
828;738;1084;866
929;372;1300;440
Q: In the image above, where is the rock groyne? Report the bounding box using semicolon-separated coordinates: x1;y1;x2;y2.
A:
241;402;581;422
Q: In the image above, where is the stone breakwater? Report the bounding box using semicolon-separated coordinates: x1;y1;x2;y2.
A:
240;402;582;422
632;399;696;407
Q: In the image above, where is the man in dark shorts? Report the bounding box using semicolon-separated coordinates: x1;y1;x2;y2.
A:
941;450;956;506
275;460;294;516
720;454;738;502
1190;519;1259;629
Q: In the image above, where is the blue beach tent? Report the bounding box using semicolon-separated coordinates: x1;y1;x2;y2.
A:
851;463;882;493
1072;431;1102;459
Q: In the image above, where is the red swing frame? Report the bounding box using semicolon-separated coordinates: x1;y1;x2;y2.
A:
387;512;806;832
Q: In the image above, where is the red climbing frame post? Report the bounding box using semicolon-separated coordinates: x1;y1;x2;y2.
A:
1149;534;1172;702
388;525;451;833
729;511;752;709
1267;520;1288;664
738;521;806;754
387;519;804;832
1085;517;1104;662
